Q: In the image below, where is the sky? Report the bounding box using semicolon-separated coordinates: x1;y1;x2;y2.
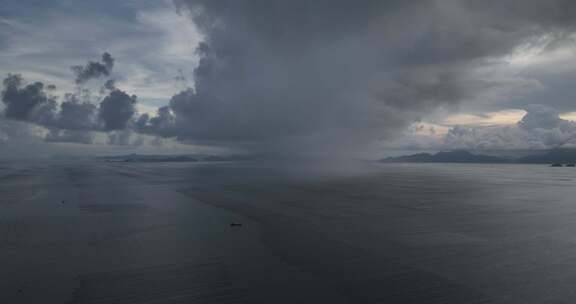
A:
2;0;576;158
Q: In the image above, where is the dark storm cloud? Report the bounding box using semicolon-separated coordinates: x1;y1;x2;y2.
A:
71;52;115;84
1;73;125;130
98;89;137;131
1;52;140;144
55;93;98;130
134;0;576;156
136;105;175;137
1;74;57;123
4;1;576;154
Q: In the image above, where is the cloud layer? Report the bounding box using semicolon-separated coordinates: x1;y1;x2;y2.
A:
136;0;576;157
3;1;576;158
444;104;576;150
1;53;140;144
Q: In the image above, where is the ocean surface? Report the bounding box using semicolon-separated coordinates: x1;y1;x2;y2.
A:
1;161;576;303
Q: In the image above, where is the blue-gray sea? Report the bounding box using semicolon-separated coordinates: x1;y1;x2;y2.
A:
1;161;575;303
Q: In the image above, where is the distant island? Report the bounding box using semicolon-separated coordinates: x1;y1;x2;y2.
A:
380;149;576;164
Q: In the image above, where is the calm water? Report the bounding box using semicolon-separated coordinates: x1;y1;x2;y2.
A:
1;161;576;303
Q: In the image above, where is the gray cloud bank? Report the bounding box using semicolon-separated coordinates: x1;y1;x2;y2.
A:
137;0;576;156
3;1;576;157
1;53;138;144
445;105;576;150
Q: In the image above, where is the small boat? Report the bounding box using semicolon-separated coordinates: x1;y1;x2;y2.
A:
550;163;563;167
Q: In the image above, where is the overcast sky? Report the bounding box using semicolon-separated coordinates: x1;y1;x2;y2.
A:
2;0;576;158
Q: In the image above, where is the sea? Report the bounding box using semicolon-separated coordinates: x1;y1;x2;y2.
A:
1;160;575;303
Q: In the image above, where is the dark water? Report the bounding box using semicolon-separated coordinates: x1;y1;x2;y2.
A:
1;161;576;303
